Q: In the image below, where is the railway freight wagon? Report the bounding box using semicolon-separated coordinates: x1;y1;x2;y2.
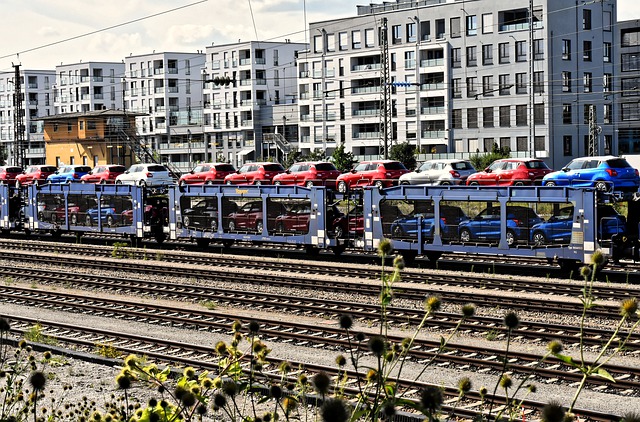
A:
169;185;339;252
25;184;148;239
364;185;637;270
0;184;19;233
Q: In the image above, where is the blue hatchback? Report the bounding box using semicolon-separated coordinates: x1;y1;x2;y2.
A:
390;205;468;241
542;156;640;192
458;205;543;246
47;165;92;184
530;205;626;245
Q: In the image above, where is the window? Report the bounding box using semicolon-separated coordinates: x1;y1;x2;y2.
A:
516;41;527;62
483;76;493;96
450;17;461;37
622;29;640;47
466;46;477;66
603;11;611;31
483;107;494;128
466;77;478;97
604;103;612;124
533;71;544;93
339;32;348;50
583;72;592;93
533;39;543;60
482;13;493;34
603;42;611;63
352;31;361;49
562;71;572;92
392;25;402;44
622;77;640;95
482;44;493;65
452;78;462;98
583;41;592;61
452;109;462;129
499;106;510;127
404;51;415;69
562;39;571;60
451;48;461;68
516;137;528;152
406;22;416;42
499;43;509;63
365;29;375;47
603;73;612;92
314;35;323;53
516;105;527;126
563;136;573;156
326;34;335;52
534;103;544;125
516;73;527;94
583;9;591;30
436;19;445;39
622;53;640;72
622;103;640;121
483;138;495;152
467;108;478;128
534;136;545;152
584;104;593;124
563;104;572;124
466;15;477;36
499;74;510;95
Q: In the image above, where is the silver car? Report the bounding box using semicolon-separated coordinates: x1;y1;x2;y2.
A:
115;164;175;187
399;159;476;185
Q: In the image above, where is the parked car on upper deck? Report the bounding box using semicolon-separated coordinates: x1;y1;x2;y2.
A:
224;162;285;185
115;164;175;187
336;160;409;193
15;165;57;187
272;162;341;188
80;165;126;184
542;156;640;192
466;158;552;186
178;163;237;186
0;166;23;185
399;159;476;185
46;165;92;184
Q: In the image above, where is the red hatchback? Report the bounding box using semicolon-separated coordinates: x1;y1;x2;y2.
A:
274;203;312;233
15;165;58;187
272;162;342;188
466;158;552;186
0;166;23;185
80;165;126;184
178;163;237;186
336;160;409;193
224;162;285;185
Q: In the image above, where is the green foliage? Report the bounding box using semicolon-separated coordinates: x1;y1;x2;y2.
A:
94;342;122;359
283;148;326;168
23;323;57;346
469;144;511;171
112;242;133;259
389;142;417;170
330;141;357;172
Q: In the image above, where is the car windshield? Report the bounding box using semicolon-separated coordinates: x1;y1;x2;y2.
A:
354;163;368;172
452;161;474;170
525;161;550;169
606;158;632;168
42;167;57;172
418;162;432;171
216;164;235;172
264;164;284;171
146;165;167;172
315;163;337;171
383;162;407;170
109;166;126;172
5;167;21;173
75;166;91;173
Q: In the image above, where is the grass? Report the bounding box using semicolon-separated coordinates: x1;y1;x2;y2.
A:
94;342;122;359
23;323;58;346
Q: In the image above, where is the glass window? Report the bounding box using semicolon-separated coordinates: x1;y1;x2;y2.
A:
533;71;544;93
603;73;612;92
435;19;445;39
451;48;461;68
562;71;572;92
499;74;510;95
483;107;494;128
516;105;527;126
583;72;592;93
622;29;640;47
352;31;361;49
392;25;402;44
562;39;571;60
499;43;509;63
516;41;527;62
583;9;591;30
563;136;573;156
604;103;612;124
338;32;348;50
483;75;493;96
452;109;462;129
482;13;493;34
562;104;572;124
467;108;478;128
583;41;592;61
622;53;640;72
516;73;527;94
466;77;477;97
451;78;462;98
533;39;543;60
482;44;493;65
499;106;510;127
534;103;544;125
466;15;477;36
466;46;477;67
406;22;416;42
450;17;461;37
603;42;611;63
365;29;375;47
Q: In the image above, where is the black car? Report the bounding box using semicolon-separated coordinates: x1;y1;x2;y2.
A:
181;198;220;231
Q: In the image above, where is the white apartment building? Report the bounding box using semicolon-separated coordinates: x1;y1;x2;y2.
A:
123;52;206;172
617;20;640;155
298;0;616;168
0;68;56;166
53;61;124;114
203;41;306;167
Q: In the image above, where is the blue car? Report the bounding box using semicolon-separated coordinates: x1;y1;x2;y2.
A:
459;205;543;246
530;205;626;245
542;156;640;192
85;204;119;227
47;165;92;184
390;205;468;241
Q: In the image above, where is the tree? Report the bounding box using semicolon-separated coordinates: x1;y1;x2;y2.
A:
330;142;356;172
469;143;511;171
282;148;326;169
389;142;417;170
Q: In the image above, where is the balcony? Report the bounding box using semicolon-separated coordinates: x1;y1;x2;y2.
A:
300;92;310;100
255;78;267;85
154;87;165;94
92;76;104;82
94;93;104;100
80;76;90;83
299;71;310;78
255;58;266;65
154;68;164;75
81;94;91;100
421;106;445;115
421;130;446;138
167;67;178;74
241;119;253;127
352;63;381;72
420;58;445;67
239;58;251;66
353;109;380;116
352;86;380;94
421;82;445;91
353;131;381;139
240;79;252;86
167;86;179;93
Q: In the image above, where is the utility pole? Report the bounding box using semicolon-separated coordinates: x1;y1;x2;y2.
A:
12;64;25;167
380;17;392;159
588;104;601;156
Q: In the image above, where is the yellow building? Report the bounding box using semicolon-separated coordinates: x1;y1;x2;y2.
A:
39;110;144;168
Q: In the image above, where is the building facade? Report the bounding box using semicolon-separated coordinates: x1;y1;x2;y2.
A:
298;0;616;168
123;52;206;172
0;68;56;167
202;41;306;167
618;19;640;155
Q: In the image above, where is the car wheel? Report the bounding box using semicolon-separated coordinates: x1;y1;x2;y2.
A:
468;181;479;186
211;219;218;232
138;180;147;187
460;229;471;243
334;225;344;239
255;180;262;186
106;215;115;227
183;216;191;228
374;180;384;190
228;220;236;231
38;211;45;220
440;181;451;186
305;181;315;188
33;179;39;187
100;179;106;185
506;230;516;246
392;225;404;238
15;180;21;188
256;221;264;233
514;181;525;186
276;222;284;232
532;231;547;246
337;181;348;194
274;181;281;186
51;213;58;224
71;214;78;225
595;181;609;192
179;180;186;187
545;181;556;187
205;180;214;185
85;214;92;226
116;180;123;185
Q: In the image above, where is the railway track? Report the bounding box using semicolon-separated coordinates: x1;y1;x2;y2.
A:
2;285;640;394
0;313;626;421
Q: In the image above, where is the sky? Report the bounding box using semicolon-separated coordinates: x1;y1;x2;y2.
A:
1;0;639;72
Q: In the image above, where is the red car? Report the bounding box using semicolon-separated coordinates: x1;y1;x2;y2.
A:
274;203;312;233
466;158;552;186
0;166;23;185
80;165;126;184
224;162;285;185
226;200;286;233
178;163;237;186
336;160;409;193
15;165;58;187
272;162;342;188
332;205;365;238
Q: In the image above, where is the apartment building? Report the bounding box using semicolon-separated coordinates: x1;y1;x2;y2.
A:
0;68;55;166
53;61;124;114
123;52;205;172
299;0;616;168
618;20;640;155
203;41;306;167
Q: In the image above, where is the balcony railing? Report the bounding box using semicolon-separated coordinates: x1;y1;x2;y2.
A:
92;76;104;82
353;131;381;139
167;68;178;74
420;58;444;67
421;106;445;115
353;109;380;116
421;130;446;138
239;58;251;65
352;86;380;94
421;82;445;91
352;63;381;71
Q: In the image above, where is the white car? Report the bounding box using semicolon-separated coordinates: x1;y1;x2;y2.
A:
115;164;175;186
399;159;476;185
